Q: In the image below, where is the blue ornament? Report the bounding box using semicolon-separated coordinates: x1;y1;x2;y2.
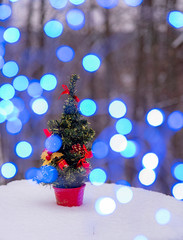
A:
40;165;58;183
45;135;62;152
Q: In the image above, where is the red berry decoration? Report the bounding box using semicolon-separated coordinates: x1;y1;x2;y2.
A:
46;155;51;160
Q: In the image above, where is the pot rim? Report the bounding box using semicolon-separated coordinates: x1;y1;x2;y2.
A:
53;183;86;190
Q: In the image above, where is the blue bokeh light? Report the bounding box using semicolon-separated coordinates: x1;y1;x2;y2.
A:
0;4;12;21
92;141;109;159
69;0;85;5
19;108;30;124
142;152;159;170
168;11;183;29
45;135;62;152
138;168;156;186
146;108;164;127
124;0;143;7
110;134;127;152
96;0;118;9
44;20;63;38
79;99;97;116
40;74;57;91
9;0;19;2
0;84;15;100
49;0;68;9
1;162;17;179
173;163;183;181
116;118;132;135
172;183;183;200
13;75;29;91
0;107;6;123
25;167;42;180
3;27;20;43
31;98;48;115
82;54;101;72
116;179;131;186
120;140;137;158
27;81;43;98
6;106;19;121
15;141;32;158
0;44;5;56
155;208;171;225
95;197;116;215
109;100;127;118
134;236;148;240
56;46;75;62
2;61;19;78
0;56;4;69
167;111;183;131
89;168;107;186
0;27;5;43
0;100;14;115
116;186;133;204
66;9;85;30
11;97;25;112
6;118;22;134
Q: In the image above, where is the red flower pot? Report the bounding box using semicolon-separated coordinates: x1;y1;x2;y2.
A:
53;184;86;207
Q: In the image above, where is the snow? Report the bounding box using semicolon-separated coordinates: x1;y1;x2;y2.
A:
0;180;183;240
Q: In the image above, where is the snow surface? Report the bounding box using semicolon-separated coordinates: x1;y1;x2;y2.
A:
0;180;183;240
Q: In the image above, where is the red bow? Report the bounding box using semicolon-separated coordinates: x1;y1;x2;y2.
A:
58;159;69;170
83;145;93;158
58;84;80;102
77;145;93;173
77;158;90;174
43;129;52;137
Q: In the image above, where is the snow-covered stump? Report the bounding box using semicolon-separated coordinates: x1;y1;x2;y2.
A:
0;180;183;240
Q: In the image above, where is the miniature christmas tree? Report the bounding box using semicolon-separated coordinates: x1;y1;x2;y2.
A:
38;74;95;189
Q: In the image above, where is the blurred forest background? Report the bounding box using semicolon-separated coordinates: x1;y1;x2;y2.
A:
0;0;183;196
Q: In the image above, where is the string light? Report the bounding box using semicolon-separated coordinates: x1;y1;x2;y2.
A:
56;46;75;62
2;61;19;78
96;0;118;8
40;74;57;91
49;0;68;9
44;20;63;38
0;4;12;21
146;108;164;127
79;99;97;116
109;100;127;118
15;141;32;158
124;0;143;7
31;98;48;115
89;168;107;186
1;162;17;179
95;197;116;215
66;9;85;30
82;54;101;72
3;27;20;43
13;75;29;91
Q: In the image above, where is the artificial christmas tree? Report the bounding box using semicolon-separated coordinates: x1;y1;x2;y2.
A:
36;74;95;206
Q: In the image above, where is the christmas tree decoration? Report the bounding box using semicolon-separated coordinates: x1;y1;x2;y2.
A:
36;74;95;206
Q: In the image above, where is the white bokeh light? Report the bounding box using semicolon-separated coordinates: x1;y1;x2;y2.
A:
31;98;48;115
110;134;127;152
116;186;133;204
95;197;116;215
108;100;127;118
172;183;183;200
155;208;171;225
146;109;164;127
142;153;159;170
138;169;156;186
